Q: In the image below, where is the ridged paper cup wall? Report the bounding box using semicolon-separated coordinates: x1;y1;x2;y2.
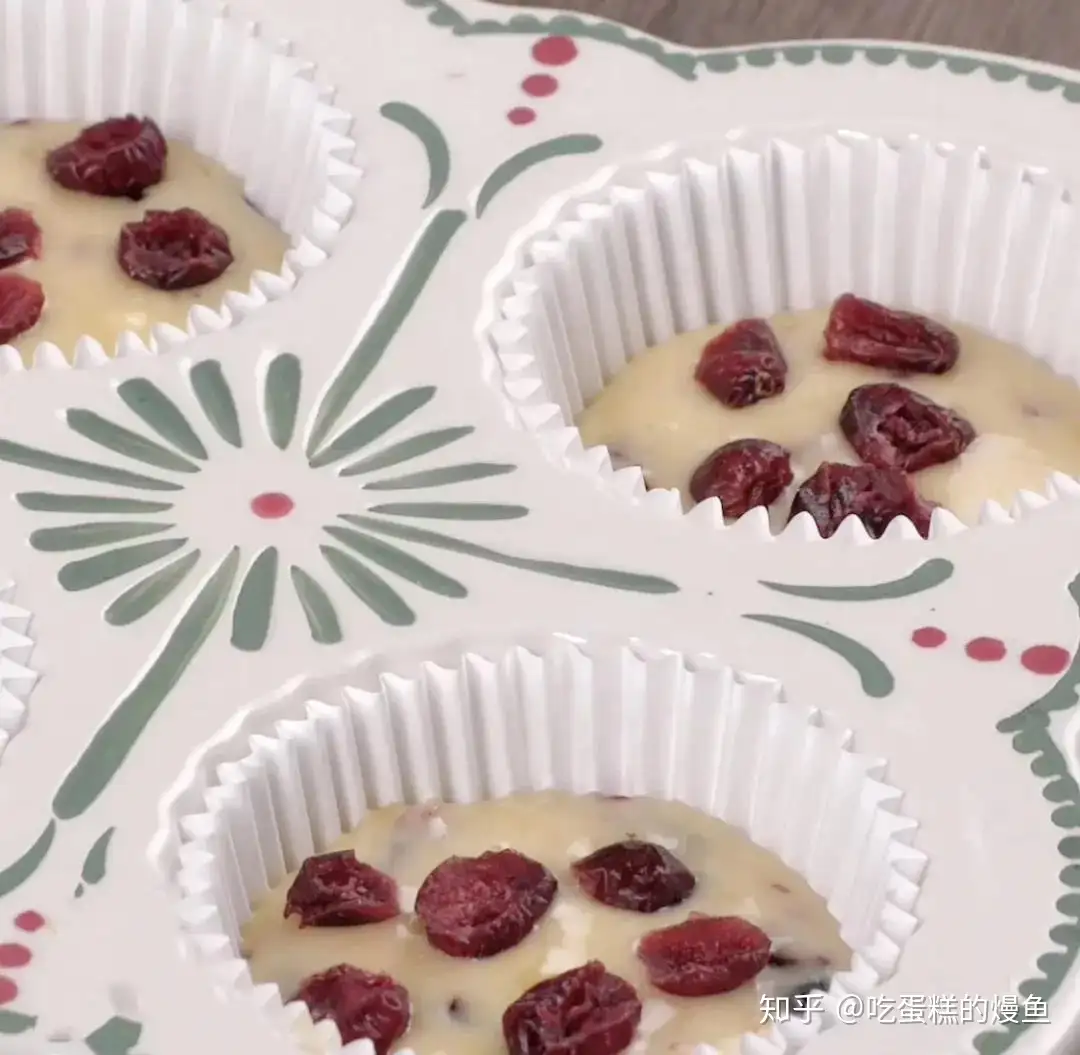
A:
480;132;1080;540
155;635;925;1055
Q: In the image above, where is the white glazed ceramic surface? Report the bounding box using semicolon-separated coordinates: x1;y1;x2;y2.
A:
4;2;1080;1055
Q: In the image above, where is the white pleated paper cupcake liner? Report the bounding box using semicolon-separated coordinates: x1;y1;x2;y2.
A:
0;579;37;762
479;132;1080;541
0;0;359;370
151;634;926;1055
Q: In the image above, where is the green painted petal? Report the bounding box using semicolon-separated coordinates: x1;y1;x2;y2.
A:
0;1010;37;1034
306;210;468;457
369;502;528;520
320;544;416;626
325;524;467;597
190;360;242;448
104;549;202;627
0;820;56;898
31;520;172;552
80;826;116;885
17;492;173;515
65;409;200;474
742;614;895;698
53;549;241;820
231;547;279;652
116;378;208;459
475;135;603;218
380;102;451;208
264;353;302;450
84;1016;142;1055
363;462;516;491
58;538;189;591
310;387;437;469
290;566;343;644
759;558;954;601
343;515;679;595
339;427;474;476
0;438;183;491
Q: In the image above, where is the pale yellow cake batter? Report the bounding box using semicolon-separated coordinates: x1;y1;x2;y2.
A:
578;310;1080;525
242;792;850;1055
1;121;288;360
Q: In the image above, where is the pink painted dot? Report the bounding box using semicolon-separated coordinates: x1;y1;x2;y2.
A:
1021;644;1072;676
508;107;537;126
13;911;44;933
912;626;947;649
965;637;1007;662
250;492;294;519
522;73;559;97
532;36;579;66
0;976;16;1006
0;944;30;969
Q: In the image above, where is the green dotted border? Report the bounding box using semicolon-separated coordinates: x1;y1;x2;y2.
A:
405;4;1080;1049
404;0;1080;97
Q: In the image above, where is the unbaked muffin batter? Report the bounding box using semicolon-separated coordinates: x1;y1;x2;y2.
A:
578;310;1080;525
243;792;851;1055
1;121;287;359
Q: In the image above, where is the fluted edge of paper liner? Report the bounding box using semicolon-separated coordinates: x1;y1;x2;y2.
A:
0;0;360;370
0;580;38;763
149;633;927;1055
477;131;1080;543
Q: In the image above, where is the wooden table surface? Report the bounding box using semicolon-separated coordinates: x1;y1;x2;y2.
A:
497;0;1080;69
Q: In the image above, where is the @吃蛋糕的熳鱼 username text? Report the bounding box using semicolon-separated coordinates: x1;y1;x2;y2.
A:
760;992;1048;1025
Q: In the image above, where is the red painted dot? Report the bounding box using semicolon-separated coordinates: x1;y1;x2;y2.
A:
250;492;294;519
0;944;30;968
1021;644;1071;676
522;73;559;97
966;637;1007;662
0;976;16;1005
532;36;578;66
13;911;44;933
912;626;947;649
508;107;537;126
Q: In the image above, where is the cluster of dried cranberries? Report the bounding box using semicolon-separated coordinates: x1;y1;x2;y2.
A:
690;293;977;538
0;115;235;347
284;835;793;1055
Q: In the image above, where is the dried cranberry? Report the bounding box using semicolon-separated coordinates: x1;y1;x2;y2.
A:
283;851;399;928
415;849;557;958
0;274;44;345
689;438;793;516
572;840;695;913
503;961;642;1055
118;208;233;291
788;461;935;540
46;116;166;200
824;294;960;374
637;915;771;997
695;319;788;408
840;383;975;473
0;209;41;270
293;965;410;1055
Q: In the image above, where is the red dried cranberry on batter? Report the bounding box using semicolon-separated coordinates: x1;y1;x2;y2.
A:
294;964;410;1055
637;915;771;997
284;851;399;928
46;116;167;200
840;382;975;473
572;839;695;914
503;961;642;1055
695;319;788;408
824;293;960;374
0;208;41;270
118;208;233;291
788;461;935;540
0;273;44;345
415;848;557;958
689;438;793;517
